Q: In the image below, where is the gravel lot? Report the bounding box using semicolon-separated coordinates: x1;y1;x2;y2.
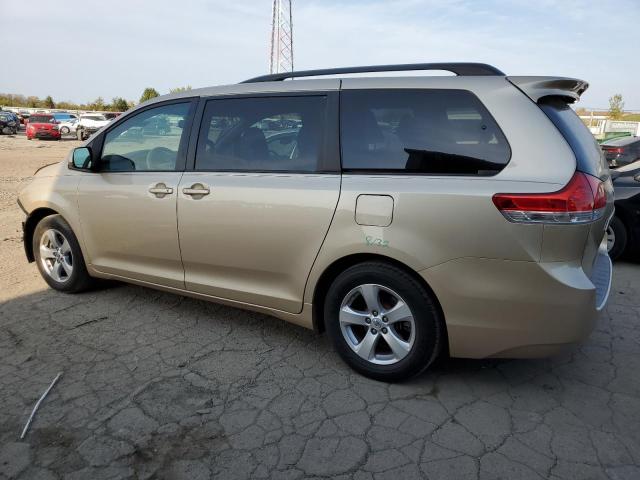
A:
1;131;639;480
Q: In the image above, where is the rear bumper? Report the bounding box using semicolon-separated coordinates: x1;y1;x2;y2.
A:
420;251;612;359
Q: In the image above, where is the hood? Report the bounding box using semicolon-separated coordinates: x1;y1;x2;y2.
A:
33;161;68;178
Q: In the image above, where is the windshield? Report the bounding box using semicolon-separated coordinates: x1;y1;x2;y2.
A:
539;98;607;179
29;116;55;123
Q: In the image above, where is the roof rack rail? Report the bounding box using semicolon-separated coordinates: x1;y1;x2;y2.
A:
241;62;505;83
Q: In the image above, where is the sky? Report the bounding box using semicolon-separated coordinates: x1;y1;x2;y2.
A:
1;0;638;109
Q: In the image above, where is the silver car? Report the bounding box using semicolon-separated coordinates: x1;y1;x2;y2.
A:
18;63;614;381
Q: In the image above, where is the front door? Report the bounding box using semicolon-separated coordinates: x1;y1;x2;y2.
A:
177;94;341;313
77;100;194;288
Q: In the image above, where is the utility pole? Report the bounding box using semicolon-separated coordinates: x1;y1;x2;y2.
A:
270;0;294;74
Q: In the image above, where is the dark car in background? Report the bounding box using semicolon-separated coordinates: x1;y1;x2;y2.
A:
26;114;61;140
0;111;19;134
601;136;640;168
608;162;640;260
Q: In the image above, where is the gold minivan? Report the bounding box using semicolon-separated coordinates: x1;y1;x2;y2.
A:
18;63;614;380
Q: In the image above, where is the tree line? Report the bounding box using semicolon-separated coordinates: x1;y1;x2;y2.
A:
0;86;191;112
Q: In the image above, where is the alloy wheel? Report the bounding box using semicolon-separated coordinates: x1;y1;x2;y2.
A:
339;283;415;365
606;225;615;252
39;229;73;283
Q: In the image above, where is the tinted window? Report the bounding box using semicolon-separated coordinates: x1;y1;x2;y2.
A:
101;102;190;172
539;98;606;178
340;89;510;175
196;96;326;172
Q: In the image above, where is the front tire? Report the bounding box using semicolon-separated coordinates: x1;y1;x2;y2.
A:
33;215;94;293
60;126;70;135
607;216;627;261
324;261;443;382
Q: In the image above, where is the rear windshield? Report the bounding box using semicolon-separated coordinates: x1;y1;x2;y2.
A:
29;115;54;123
340;89;511;175
601;136;638;147
538;98;606;178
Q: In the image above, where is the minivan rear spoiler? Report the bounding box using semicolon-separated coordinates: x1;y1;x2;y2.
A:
507;76;589;103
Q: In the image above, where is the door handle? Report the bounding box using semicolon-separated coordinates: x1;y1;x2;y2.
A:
148;183;173;198
182;183;210;198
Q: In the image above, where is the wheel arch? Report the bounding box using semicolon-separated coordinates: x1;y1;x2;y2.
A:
311;253;448;353
23;207;60;262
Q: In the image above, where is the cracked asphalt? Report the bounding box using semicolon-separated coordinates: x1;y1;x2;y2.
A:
1;134;640;479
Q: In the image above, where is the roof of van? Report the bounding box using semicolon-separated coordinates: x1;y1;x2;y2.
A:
135;62;588;109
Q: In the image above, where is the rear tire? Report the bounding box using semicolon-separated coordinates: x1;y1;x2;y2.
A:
607;216;627;261
324;261;443;382
33;215;95;293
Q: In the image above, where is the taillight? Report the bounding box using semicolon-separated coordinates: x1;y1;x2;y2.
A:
603;147;623;154
492;172;607;224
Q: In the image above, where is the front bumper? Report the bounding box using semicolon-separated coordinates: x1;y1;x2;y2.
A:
33;131;60;139
420;250;612;359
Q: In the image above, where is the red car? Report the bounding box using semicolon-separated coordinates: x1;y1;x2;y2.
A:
26;114;61;140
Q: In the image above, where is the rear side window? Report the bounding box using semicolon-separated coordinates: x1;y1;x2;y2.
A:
539;98;606;178
340;89;510;175
196;96;326;172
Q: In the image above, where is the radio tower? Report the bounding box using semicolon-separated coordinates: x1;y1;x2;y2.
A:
269;0;294;74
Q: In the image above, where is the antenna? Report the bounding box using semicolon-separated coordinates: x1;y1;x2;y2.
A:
269;0;294;74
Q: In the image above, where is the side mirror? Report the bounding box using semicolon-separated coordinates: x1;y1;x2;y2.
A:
177;119;185;129
69;147;94;171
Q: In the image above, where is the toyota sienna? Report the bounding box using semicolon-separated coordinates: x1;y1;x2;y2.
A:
18;63;614;381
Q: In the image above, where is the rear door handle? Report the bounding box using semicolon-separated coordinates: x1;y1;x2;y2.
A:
148;183;173;198
182;183;210;198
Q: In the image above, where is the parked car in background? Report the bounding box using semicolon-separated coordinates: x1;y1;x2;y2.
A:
608;161;640;260
58;118;79;136
75;113;111;140
0;111;19;134
9;112;22;129
601;136;640;168
25;114;60;140
18;63;614;381
18;111;30;124
53;112;78;124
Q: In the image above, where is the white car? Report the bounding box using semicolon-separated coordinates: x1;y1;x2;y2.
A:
58;118;79;136
76;114;112;140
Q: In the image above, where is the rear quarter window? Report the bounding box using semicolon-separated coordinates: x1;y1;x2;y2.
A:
538;97;607;178
340;89;511;175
